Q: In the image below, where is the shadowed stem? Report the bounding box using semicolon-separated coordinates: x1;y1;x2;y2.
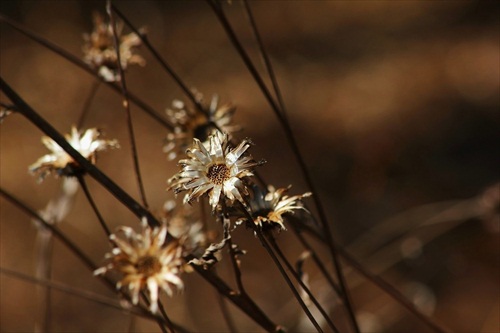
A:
227;236;246;295
221;202;246;295
0;267;145;318
76;174;111;237
289;223;341;295
338;248;452;333
290;218;452;333
206;2;360;330
242;0;287;118
110;4;208;117
216;276;239;333
267;235;340;333
0;14;174;130
35;227;53;333
1;188;98;271
254;228;323;333
139;291;171;333
107;0;149;209
77;80;101;129
187;255;282;333
157;298;177;333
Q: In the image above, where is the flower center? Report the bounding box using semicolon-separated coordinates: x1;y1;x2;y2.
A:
207;163;231;185
136;255;162;276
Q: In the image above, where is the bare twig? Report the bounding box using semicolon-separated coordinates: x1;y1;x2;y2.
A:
110;4;207;117
267;235;340;333
76;174;111;237
107;0;149;208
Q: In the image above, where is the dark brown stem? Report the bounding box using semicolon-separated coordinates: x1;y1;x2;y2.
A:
77;80;101;129
110;4;208;117
267;235;340;333
216;282;239;333
338;249;452;333
76;174;111;237
289;222;341;295
188;255;282;333
107;0;149;209
1;188;98;271
227;237;246;295
242;0;287;119
254;229;323;333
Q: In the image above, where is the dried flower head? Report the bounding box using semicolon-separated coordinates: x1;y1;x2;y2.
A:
168;130;263;211
94;219;184;313
29;126;119;181
163;95;240;160
237;185;312;230
83;13;145;82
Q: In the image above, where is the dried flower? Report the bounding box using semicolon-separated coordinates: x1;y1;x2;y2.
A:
163;94;240;160
237;185;312;230
29;126;119;181
83;13;145;82
94;219;184;313
168;130;263;211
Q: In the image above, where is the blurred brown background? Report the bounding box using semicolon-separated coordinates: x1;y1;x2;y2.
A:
1;1;499;332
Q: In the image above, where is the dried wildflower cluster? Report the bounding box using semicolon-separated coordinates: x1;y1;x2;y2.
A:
168;130;264;210
167;127;311;228
94;219;184;313
83;13;145;82
29;126;119;181
25;10;312;320
163;94;240;160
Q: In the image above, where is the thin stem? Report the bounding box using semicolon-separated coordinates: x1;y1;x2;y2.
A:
290;223;341;295
76;175;111;237
338;249;452;333
77;80;101;129
107;1;149;209
157;300;177;333
110;4;208;117
207;3;360;331
34;227;53;333
0;14;174;130
0;267;137;315
139;291;170;333
254;229;323;333
187;255;282;333
216;280;239;333
267;235;340;333
227;237;246;295
1;188;98;271
291;217;452;333
220;202;246;295
242;0;287;118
